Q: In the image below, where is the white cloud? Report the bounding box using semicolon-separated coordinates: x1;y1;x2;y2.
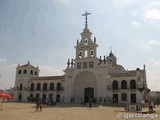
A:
146;59;160;70
145;9;160;20
113;0;136;8
0;58;7;64
131;21;141;27
113;0;148;8
153;61;160;68
131;1;160;26
0;64;17;90
142;40;160;49
148;40;160;45
145;59;160;91
147;73;160;91
39;65;64;76
55;0;71;4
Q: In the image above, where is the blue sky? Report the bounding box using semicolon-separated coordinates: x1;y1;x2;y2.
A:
0;0;160;91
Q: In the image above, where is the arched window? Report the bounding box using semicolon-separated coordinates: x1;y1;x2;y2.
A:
30;70;33;75
18;70;21;74
79;51;82;58
43;83;47;91
130;80;136;89
90;50;94;57
50;83;54;90
23;69;27;74
35;71;37;76
121;80;127;89
112;80;118;89
20;84;23;90
84;50;87;57
84;38;88;45
57;83;61;90
36;83;41;90
30;83;34;91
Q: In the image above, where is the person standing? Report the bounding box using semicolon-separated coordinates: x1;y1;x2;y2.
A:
89;98;92;109
35;98;41;112
150;101;154;112
148;101;152;112
39;99;43;112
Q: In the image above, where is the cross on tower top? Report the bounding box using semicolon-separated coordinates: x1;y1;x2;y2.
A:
110;46;112;52
82;11;91;24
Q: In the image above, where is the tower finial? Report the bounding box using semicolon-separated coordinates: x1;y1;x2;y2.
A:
18;62;20;67
143;64;146;70
82;11;91;27
110;46;112;52
94;37;96;43
109;46;114;56
77;39;79;45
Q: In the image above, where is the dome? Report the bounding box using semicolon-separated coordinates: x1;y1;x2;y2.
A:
109;51;114;56
136;68;140;71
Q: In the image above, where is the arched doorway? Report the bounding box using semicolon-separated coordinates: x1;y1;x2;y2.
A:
73;71;97;102
84;87;94;102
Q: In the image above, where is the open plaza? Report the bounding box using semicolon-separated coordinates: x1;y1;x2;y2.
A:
0;102;160;120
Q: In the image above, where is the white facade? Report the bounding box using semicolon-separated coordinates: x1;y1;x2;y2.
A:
13;13;150;104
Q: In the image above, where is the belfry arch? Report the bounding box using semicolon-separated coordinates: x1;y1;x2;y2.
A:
73;71;97;102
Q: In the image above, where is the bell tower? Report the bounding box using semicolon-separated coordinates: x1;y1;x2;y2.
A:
65;12;99;70
106;50;117;67
75;12;98;59
14;61;39;101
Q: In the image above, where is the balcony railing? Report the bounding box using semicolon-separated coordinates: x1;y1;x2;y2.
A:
107;85;145;91
29;87;64;92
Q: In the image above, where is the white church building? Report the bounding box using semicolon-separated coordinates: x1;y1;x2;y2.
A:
13;12;150;104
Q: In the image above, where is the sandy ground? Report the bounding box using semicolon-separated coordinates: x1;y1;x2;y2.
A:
0;102;160;120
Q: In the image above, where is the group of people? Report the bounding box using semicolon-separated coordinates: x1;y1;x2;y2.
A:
34;97;156;112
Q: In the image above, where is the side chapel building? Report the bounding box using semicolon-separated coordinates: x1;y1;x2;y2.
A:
13;12;150;104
